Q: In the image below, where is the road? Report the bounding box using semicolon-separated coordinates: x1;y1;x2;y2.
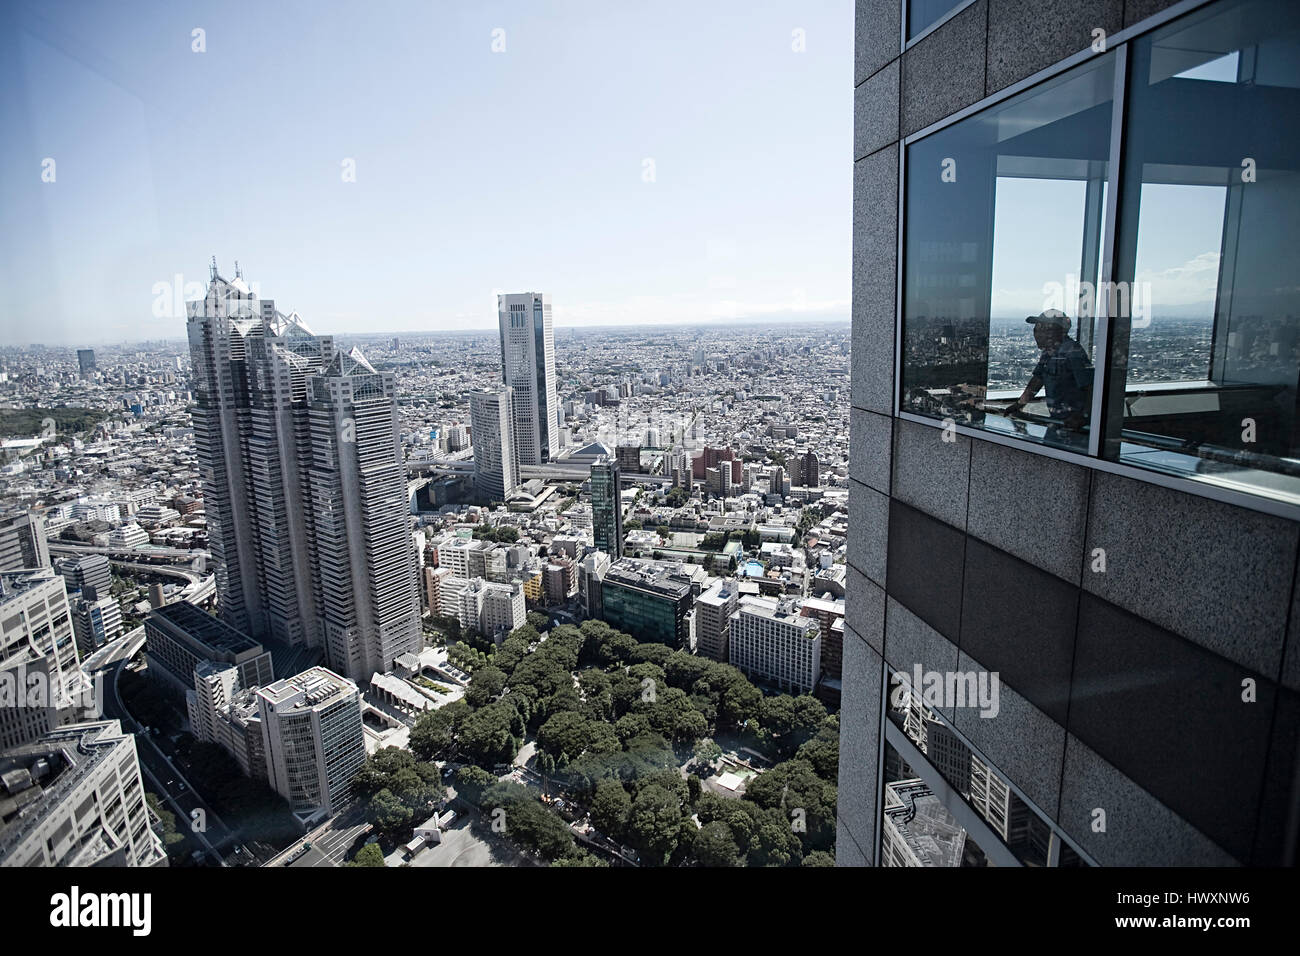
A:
405;815;533;868
266;806;370;868
101;658;233;865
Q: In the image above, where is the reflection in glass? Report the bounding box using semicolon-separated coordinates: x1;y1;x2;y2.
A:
902;54;1115;453
882;742;992;867
1104;0;1300;504
885;673;1088;867
907;0;966;40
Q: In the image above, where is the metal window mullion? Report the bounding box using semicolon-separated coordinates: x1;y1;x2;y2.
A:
1088;43;1129;459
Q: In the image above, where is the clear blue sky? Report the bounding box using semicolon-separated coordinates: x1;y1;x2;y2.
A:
0;0;853;345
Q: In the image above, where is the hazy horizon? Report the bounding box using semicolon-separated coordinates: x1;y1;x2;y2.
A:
1;0;853;347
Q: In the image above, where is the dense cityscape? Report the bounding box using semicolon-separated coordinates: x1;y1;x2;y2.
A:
2;1;1294;933
0;270;853;868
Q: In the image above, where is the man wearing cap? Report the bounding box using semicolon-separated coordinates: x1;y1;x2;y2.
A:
1004;309;1093;440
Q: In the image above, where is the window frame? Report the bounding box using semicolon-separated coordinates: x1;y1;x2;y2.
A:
871;659;1099;867
892;0;1300;521
902;0;980;50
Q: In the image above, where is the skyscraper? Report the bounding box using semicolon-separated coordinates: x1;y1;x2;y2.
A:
498;292;558;465
470;388;520;502
76;349;96;375
308;348;422;679
187;263;421;682
590;455;623;559
0;720;167;867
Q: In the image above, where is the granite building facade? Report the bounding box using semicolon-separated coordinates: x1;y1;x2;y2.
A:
842;0;1300;866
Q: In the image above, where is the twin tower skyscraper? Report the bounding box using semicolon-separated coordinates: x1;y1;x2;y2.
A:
471;293;560;502
187;264;421;682
190;273;560;682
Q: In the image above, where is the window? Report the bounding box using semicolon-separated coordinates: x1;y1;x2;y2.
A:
1102;0;1300;505
902;54;1116;453
907;0;971;42
900;0;1300;511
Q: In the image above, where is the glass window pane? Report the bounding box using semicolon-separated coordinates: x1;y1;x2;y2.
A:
884;672;1083;867
902;54;1115;453
908;0;966;41
1104;0;1300;505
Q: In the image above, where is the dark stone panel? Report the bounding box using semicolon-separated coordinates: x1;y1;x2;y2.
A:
1252;686;1300;866
851;145;900;415
960;536;1078;725
1071;593;1277;862
857;0;903;86
856;58;900;160
901;0;988;136
886;498;965;640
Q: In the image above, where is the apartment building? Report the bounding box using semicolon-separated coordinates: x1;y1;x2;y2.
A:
728;595;822;696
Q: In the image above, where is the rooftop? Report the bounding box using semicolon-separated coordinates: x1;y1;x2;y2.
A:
149;601;263;656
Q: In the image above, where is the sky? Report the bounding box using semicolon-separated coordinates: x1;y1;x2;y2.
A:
0;0;854;345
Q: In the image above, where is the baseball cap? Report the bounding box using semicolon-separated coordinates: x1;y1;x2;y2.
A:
1026;309;1071;330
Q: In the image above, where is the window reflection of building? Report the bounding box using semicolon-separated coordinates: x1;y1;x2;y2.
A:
887;679;1082;867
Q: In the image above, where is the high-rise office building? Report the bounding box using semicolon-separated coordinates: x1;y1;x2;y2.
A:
0;510;49;573
601;558;698;648
307;348;422;680
144;600;274;695
590;455;624;559
76;348;96;375
187;264;421;682
497;292;558;465
0;569;87;750
470;389;520;502
842;0;1300;867
257;666;365;820
0;720;167;868
615;444;641;474
71;595;123;654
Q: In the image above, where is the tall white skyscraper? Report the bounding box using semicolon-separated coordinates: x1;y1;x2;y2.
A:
307;348;423;680
470;388;520;501
497;292;558;465
187;263;421;682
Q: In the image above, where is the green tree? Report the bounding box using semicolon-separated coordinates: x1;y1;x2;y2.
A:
744;758;837;852
459;701;524;767
795;721;840;781
367;788;414;834
525;611;549;632
802;850;836;867
693;820;742;867
145;793;185;848
466;664;509;707
349;843;387;867
453;764;497;805
589;779;632;839
626;784;683;866
409;700;469;761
